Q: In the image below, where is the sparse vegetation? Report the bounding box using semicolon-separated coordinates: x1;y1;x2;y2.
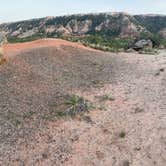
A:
22;111;36;119
119;131;126;138
61;35;134;52
3;111;22;126
139;48;158;54
46;94;93;120
65;95;89;116
7;34;44;43
101;93;115;101
135;107;144;113
2;110;37;126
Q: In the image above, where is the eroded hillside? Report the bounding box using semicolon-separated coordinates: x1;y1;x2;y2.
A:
1;12;166;40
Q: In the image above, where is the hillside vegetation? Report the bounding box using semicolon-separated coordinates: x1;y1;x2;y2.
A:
1;12;166;50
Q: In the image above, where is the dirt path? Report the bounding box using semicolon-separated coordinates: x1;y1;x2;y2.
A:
0;40;166;165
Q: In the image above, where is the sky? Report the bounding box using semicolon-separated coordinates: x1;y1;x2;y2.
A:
0;0;166;23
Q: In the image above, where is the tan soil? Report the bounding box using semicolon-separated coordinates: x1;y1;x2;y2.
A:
0;39;166;166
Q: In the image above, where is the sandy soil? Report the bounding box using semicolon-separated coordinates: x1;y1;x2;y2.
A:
0;39;166;166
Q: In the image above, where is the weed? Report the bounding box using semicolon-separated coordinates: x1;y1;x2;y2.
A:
119;131;126;138
101;94;115;101
135;107;144;113
23;111;35;119
5;111;22;126
46;94;92;120
65;95;89;116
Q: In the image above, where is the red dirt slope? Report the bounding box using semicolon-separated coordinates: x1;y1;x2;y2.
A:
3;38;97;58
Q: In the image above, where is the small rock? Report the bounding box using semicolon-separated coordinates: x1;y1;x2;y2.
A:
160;68;164;72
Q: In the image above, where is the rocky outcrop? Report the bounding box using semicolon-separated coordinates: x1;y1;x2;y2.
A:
18;28;39;38
56;25;70;34
65;19;92;34
133;39;153;50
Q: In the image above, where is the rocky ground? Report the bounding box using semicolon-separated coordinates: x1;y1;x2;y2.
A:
0;39;166;166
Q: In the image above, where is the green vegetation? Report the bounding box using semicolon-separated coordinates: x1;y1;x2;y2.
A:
46;94;93;120
139;32;163;47
134;15;166;33
61;35;134;52
7;34;44;43
160;39;166;48
101;93;115;101
65;95;89;116
119;131;126;138
135;107;144;113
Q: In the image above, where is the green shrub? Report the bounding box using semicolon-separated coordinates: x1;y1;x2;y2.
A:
7;34;44;43
139;32;163;47
119;131;126;138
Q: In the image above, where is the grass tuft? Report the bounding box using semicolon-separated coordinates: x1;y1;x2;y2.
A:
46;94;93;120
135;107;144;113
101;94;115;101
119;131;126;138
65;95;89;116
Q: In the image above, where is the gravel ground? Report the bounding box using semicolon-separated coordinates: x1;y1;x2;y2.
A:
0;39;166;165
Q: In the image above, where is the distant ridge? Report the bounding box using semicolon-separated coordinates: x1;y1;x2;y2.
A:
0;12;166;41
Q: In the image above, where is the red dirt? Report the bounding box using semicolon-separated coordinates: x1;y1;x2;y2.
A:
3;38;97;58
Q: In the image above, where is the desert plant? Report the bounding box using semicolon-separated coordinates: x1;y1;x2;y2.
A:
119;131;126;138
46;94;92;120
65;95;89;116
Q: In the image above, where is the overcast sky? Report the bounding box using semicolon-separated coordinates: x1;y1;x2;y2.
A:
0;0;166;23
